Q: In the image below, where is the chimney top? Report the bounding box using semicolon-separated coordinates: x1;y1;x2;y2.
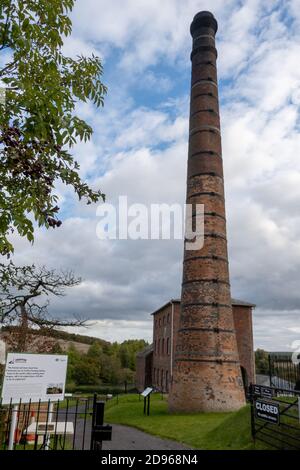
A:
190;11;218;37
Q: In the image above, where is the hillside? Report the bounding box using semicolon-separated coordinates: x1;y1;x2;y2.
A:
0;325;110;354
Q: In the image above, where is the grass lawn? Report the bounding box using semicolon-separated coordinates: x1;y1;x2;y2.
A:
105;394;269;450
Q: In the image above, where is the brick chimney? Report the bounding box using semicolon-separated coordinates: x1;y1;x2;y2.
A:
168;12;246;412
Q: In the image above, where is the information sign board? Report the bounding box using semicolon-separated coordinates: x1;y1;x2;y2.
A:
1;353;68;404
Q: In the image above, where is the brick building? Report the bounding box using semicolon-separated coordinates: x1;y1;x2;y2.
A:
136;297;255;394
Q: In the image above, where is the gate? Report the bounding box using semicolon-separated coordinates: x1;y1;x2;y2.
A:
268;353;300;391
250;383;300;450
0;394;112;450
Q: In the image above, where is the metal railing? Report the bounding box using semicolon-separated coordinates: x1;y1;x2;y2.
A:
0;395;95;450
268;354;300;391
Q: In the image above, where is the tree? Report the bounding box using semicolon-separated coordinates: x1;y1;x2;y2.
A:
0;262;85;351
0;0;107;255
101;355;122;385
66;343;81;384
119;339;148;370
73;358;100;385
255;349;269;374
87;341;103;360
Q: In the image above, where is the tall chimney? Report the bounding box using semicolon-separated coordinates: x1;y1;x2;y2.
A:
168;12;246;412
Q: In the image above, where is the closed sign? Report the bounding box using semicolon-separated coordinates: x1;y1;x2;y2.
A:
255;399;280;425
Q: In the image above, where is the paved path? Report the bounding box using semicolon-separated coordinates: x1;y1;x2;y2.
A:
54;403;190;450
102;424;190;450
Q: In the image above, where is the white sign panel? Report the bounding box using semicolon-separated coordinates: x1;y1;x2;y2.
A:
1;353;68;404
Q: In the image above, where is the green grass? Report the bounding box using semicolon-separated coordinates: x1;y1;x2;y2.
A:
105;394;269;450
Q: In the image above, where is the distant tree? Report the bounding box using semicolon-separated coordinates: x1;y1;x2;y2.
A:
73;359;100;385
255;349;269;374
0;0;107;255
0;262;85;351
87;341;103;360
66;343;81;384
118;368;135;384
119;343;131;369
119;339;148;371
101;355;122;385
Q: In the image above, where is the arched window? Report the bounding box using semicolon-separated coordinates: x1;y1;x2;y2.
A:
167;313;170;324
161;370;164;390
158;338;160;355
167;337;170;355
166;370;169;392
162;338;164;355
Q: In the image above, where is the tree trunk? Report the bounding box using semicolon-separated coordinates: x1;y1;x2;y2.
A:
17;304;28;352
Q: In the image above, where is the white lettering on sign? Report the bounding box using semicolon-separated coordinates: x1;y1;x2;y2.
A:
255;402;279;415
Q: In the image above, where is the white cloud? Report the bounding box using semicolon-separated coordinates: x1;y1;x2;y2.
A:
65;319;153;343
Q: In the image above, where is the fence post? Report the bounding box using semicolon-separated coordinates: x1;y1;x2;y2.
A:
8;405;18;451
268;354;272;387
90;395;106;451
249;384;255;441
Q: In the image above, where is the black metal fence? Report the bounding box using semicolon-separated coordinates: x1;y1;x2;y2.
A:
0;394;113;450
250;383;300;450
268;353;300;391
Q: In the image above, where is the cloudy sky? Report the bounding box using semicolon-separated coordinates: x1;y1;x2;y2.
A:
8;0;300;351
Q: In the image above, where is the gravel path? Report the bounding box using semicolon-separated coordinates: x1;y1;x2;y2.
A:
102;424;190;450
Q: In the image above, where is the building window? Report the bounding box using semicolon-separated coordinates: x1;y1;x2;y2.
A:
161;370;164;390
167;337;170;355
166;370;169;392
162;338;164;355
159;318;161;327
158;338;160;355
167;313;170;324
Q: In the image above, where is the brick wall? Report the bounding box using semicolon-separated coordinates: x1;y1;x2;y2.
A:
233;305;255;385
136;299;255;395
136;346;153;392
152;304;172;392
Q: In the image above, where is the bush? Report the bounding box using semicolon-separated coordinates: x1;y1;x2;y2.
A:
65;383;136;394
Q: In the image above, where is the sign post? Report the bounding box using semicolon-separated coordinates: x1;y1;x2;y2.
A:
0;339;5;365
141;387;153;416
8;405;19;451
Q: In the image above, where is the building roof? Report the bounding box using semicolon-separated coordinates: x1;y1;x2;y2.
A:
151;299;180;315
151;297;255;315
269;352;292;357
231;298;256;308
136;343;153;358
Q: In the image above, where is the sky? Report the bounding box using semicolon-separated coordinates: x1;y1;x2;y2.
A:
7;0;300;351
